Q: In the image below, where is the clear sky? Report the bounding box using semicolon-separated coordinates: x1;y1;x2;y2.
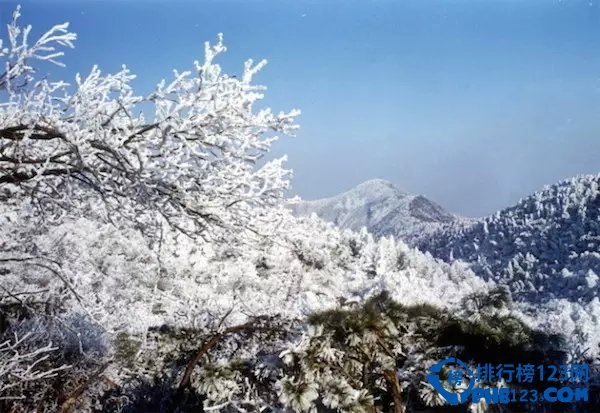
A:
3;0;600;217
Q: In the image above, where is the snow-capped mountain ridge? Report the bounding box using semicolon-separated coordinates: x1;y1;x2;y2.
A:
289;179;458;244
294;174;600;305
290;174;600;354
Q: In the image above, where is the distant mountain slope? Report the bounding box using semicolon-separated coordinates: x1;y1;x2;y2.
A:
289;179;459;244
418;174;600;304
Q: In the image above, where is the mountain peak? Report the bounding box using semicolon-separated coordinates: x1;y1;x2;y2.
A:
289;179;456;244
337;179;407;202
354;178;398;190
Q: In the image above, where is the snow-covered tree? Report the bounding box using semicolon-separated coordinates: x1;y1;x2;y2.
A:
0;6;298;410
0;6;299;243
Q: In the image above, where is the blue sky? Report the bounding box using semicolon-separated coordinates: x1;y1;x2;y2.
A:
3;0;600;216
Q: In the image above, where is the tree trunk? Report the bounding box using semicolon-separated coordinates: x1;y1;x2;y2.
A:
383;369;405;413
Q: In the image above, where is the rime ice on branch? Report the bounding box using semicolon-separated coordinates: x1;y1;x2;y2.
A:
0;7;299;242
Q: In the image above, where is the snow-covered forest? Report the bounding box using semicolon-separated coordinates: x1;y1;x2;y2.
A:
293;175;600;359
0;7;598;413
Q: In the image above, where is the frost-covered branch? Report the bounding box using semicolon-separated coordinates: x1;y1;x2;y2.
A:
0;7;299;243
178;314;276;390
0;332;69;399
0;5;76;91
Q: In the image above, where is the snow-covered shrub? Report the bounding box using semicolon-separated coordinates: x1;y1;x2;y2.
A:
0;312;107;412
277;291;565;413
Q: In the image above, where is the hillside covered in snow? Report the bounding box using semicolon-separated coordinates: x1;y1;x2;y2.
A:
292;175;600;305
292;175;600;359
418;174;600;304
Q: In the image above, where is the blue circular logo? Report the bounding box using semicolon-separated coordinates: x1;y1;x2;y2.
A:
426;357;475;405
